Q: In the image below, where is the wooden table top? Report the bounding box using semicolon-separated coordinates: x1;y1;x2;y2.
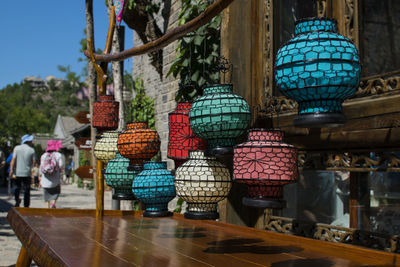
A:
7;208;399;267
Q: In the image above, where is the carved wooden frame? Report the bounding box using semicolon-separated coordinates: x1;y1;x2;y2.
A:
298;150;400;172
265;215;400;253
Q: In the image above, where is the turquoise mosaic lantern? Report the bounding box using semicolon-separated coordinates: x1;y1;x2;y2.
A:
104;152;140;200
274;17;361;128
132;162;176;217
189;84;251;155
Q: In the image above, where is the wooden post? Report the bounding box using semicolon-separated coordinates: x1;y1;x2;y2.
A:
96;160;104;218
250;0;266;108
220;0;268;228
85;0;98;212
90;4;116;218
113;25;125;131
221;0;266;108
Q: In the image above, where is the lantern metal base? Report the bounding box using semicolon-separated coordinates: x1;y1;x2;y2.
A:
143;210;172;218
127;164;143;172
243;197;286;209
294;112;346;128
112;193;136;200
206;146;234;156
184;211;219;220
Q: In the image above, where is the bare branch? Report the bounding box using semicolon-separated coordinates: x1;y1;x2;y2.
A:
84;0;235;62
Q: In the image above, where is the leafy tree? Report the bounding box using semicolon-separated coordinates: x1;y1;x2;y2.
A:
0;83;51;146
57;65;82;87
125;77;155;129
124;70;134;91
0;78;87;148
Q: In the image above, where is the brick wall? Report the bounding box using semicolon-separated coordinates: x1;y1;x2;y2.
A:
131;0;181;169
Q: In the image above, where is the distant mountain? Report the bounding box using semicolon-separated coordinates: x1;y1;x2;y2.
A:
0;78;88;147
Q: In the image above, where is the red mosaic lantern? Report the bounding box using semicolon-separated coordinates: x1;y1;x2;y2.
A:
168;102;206;168
117;122;160;170
233;129;298;209
92;95;119;131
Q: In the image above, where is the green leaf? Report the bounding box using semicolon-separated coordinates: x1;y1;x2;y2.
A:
193;35;204;46
182;58;190;67
191;70;199;81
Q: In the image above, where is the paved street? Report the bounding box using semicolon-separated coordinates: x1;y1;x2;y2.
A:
0;182;112;267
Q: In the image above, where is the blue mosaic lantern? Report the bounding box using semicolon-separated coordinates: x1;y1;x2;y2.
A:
274;17;361;128
132;162;176;217
104;152;140;200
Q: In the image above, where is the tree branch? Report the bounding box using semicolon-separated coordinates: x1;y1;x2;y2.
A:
84;0;235;62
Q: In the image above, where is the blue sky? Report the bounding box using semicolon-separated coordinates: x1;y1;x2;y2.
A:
0;1;133;89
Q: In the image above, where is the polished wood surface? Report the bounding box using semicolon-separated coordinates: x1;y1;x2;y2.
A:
7;208;399;267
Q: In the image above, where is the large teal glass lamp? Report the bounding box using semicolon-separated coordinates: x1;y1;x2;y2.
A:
189;84;251;155
274;17;361;128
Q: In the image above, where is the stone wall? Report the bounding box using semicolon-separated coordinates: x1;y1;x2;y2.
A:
131;0;181;169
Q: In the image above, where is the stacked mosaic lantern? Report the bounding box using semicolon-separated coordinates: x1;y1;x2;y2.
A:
92;95;120;130
175;150;231;220
168;102;206;168
189;84;251;155
94;131;119;163
274;17;361;128
233;129;298;209
117;122;160;171
132;162;176;217
104;152;140;200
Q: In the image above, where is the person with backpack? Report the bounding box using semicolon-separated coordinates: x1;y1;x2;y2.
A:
39;140;64;208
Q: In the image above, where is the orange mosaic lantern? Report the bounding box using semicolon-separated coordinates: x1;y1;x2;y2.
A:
92;95;119;131
117;122;160;170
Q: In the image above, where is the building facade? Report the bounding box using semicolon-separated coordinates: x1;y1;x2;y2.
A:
131;0;181;169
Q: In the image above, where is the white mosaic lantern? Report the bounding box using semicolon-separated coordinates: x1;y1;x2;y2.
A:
175;150;231;220
94;131;119;163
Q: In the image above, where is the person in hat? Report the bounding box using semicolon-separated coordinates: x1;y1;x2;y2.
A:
39;140;64;208
9;134;36;207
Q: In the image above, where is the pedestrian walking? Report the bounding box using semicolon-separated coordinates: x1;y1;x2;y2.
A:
65;160;74;184
31;163;39;188
9;134;36;207
0;148;5;186
6;152;14;197
39;140;64;208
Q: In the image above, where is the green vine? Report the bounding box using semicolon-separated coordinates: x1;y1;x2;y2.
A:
106;0;160;13
125;77;156;129
126;0;161;13
167;0;221;102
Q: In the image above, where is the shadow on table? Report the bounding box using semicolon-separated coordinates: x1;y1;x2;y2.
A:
204;238;303;254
